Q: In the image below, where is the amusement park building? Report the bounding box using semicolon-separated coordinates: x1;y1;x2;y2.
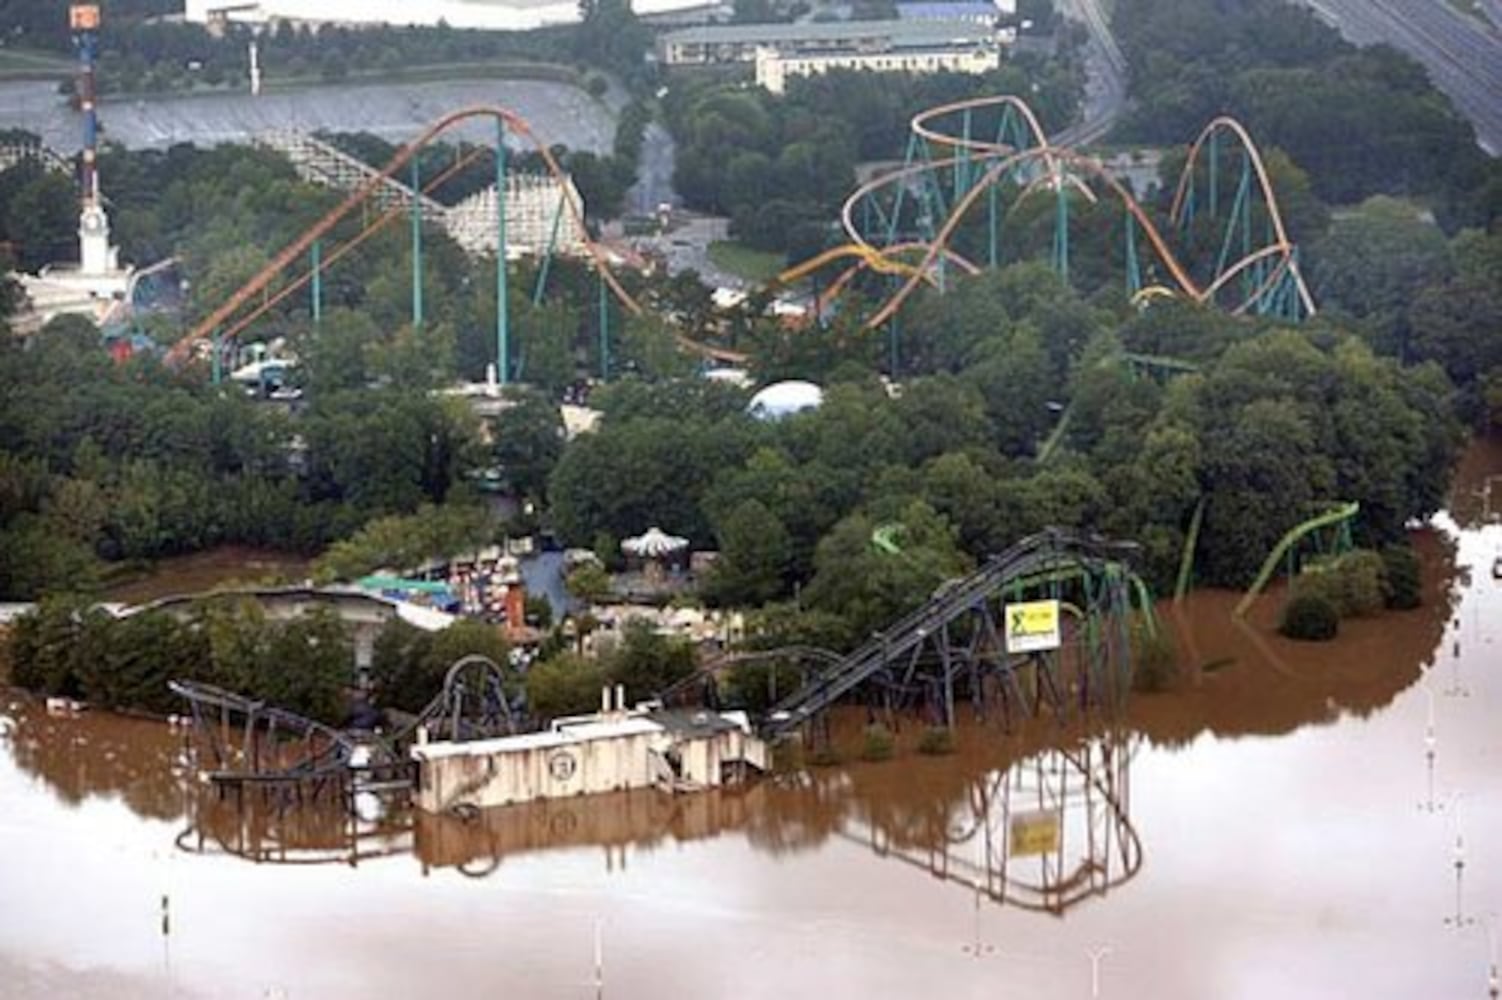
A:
753;37;1000;93
658;19;1000;69
183;0;709;32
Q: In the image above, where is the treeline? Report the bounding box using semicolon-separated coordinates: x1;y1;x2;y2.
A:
9;597;352;723
1110;0;1501;230
7;595;697;727
541;263;1461;649
665;58;1084;259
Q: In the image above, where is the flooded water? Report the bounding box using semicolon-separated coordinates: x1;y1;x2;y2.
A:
3;438;1500;999
103;546;313;606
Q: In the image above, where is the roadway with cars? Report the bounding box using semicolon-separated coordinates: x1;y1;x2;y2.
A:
1298;0;1502;153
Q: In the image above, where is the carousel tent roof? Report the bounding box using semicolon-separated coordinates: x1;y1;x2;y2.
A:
621;526;689;557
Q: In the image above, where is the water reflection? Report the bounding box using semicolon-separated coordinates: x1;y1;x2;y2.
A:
2;698;189;822
837;733;1140;916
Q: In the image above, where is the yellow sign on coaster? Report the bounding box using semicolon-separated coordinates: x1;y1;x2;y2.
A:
1004;598;1061;653
1009;809;1061;857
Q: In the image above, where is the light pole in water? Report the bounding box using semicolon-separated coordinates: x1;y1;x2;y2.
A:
1087;944;1113;998
1446;793;1474;929
1485;913;1499;999
1419;679;1440;813
961;885;995;959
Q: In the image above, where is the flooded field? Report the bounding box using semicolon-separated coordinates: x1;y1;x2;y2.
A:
2;437;1500;998
103;546;313;606
0;77;617;155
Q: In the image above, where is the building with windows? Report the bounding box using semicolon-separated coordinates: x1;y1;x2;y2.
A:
753;36;1000;93
658;18;1000;71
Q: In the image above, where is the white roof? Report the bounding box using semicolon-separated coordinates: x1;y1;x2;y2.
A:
410;712;666;761
622;526;689;557
748;380;824;419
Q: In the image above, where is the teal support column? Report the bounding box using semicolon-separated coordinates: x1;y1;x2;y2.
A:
598;271;610;381
310;239;322;325
1208;131;1219;220
496;119;510;383
211;330;222;385
1053;185;1069;282
888;278;900;376
1125;210;1141;297
410;157;423;329
532;194;567;306
987;180;999;269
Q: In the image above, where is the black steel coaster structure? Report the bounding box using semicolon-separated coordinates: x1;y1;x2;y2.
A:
169;653;519;811
759;530;1156;740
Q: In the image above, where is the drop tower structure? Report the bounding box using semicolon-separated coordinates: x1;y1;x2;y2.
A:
70;4;123;278
12;4;133;332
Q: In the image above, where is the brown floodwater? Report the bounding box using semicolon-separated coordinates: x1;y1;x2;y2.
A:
103;546;314;606
4;439;1501;999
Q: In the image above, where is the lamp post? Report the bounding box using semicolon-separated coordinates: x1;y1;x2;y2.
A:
1446;794;1474;928
961;885;994;959
1087;944;1113;998
1419;681;1439;813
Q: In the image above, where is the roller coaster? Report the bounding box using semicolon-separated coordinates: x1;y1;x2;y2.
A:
163;105;749;380
758;529;1155;739
167;95;1314;382
783;96;1317;337
169;653;518;808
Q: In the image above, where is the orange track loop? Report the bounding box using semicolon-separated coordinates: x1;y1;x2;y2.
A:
807;96;1315;329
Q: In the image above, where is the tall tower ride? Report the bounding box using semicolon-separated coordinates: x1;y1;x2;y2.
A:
70;4;122;276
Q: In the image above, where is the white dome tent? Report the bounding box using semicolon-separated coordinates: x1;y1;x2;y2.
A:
747;380;824;420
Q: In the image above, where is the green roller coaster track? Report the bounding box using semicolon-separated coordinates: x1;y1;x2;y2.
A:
1233;501;1360;618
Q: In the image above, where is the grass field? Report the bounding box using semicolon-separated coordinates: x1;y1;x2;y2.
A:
707;240;785;284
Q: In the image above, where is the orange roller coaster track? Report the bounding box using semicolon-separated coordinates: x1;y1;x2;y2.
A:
167;105;647;370
796;96;1316;330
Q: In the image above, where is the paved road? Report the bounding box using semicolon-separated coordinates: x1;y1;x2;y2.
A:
1298;0;1502;154
0;77;617;154
626;120;679;216
1054;0;1128;146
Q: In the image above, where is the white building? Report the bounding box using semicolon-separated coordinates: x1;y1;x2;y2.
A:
754;40;1000;94
184;0;708;32
660;18;1000;69
411;691;768;812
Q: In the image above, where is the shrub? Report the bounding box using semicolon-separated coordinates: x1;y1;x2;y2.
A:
1280;593;1340;641
1130;619;1180;693
808;745;844;767
917;726;954;755
1292;549;1388;618
1381;544;1422;609
860;723;895;762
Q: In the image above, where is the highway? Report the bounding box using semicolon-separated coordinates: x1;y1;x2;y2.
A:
1298;0;1502;154
1055;0;1128;146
